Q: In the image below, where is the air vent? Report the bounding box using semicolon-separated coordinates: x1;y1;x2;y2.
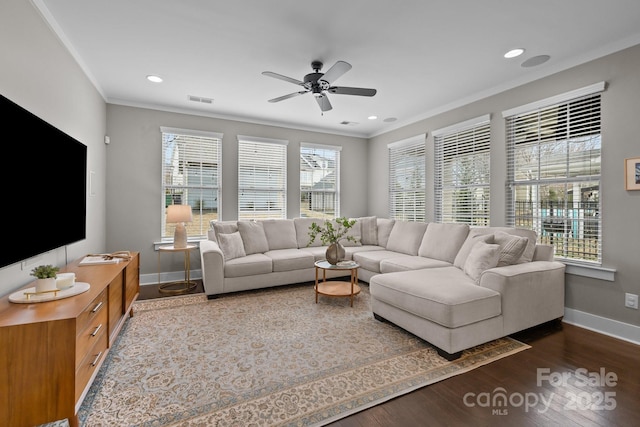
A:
188;95;213;104
340;121;359;126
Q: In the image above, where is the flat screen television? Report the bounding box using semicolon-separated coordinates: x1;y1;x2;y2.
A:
1;93;87;269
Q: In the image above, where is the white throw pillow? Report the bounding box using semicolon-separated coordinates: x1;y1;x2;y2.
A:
217;231;246;260
494;231;528;266
453;231;495;269
358;216;378;245
463;241;500;283
237;220;269;255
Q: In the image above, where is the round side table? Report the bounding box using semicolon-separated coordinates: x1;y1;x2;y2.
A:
157;244;198;295
314;260;361;307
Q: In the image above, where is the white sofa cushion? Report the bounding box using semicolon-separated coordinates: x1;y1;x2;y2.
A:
418;222;469;263
217;231;246;260
357;216;378;245
211;220;239;243
385;221;428;255
380;256;451;273
264;249;315;272
238;220;269;255
376;218;395;247
463;241;501;283
262;219;298;250
453;231;495;269
294;217;323;248
370;268;501;328
224;254;272;278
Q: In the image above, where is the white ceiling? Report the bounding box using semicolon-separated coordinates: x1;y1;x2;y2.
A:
35;0;640;138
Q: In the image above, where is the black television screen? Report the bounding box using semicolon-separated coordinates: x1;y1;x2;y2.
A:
1;94;87;268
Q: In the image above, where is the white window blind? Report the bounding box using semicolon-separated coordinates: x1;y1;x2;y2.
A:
161;127;222;240
300;143;341;219
388;135;426;221
238;135;288;220
434;116;491;225
505;85;603;263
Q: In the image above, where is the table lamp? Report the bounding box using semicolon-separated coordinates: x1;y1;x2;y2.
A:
166;204;193;248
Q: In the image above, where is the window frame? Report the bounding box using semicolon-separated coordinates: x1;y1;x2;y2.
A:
433;115;491;225
388;134;426;222
160;126;222;242
299;142;341;219
503;82;605;264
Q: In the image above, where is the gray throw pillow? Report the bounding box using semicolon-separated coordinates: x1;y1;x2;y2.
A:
217;231;246;260
463;240;501;283
358;216;378;245
494;231;529;266
238;221;269;254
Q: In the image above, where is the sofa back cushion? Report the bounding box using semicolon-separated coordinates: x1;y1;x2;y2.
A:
238;220;269;255
357;216;378;245
418;222;469;263
376;218;395;247
294;218;324;248
262;219;298;250
385;220;428;255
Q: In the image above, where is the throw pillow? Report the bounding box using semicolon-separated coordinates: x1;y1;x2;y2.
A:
212;221;239;243
237;220;269;255
463;240;501;284
217;231;246;261
494;231;529;266
341;219;362;247
358;216;378;245
453;230;495;269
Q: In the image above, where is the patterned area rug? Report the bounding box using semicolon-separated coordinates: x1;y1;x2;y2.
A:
78;283;529;426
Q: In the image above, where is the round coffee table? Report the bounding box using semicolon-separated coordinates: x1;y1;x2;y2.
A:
314;260;361;307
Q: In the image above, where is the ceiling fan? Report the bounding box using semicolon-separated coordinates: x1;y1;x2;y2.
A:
262;60;377;112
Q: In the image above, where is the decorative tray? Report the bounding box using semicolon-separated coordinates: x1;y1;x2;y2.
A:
9;282;90;304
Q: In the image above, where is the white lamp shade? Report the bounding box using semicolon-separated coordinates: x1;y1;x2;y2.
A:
166;204;193;223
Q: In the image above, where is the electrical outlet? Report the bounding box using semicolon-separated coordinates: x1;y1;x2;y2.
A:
625;293;639;309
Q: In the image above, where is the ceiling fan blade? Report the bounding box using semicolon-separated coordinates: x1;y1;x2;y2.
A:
268;91;308;103
320;60;352;84
328;86;377;97
315;94;332;112
262;71;304;86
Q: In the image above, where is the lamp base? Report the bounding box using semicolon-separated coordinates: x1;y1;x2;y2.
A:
174;223;187;248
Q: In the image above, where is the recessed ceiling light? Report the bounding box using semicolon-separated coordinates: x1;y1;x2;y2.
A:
368;115;378;120
504;48;525;59
146;75;163;83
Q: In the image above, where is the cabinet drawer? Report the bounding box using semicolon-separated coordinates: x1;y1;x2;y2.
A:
76;288;108;333
75;305;108;367
75;330;108;403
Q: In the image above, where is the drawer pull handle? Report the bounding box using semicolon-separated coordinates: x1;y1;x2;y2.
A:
91;351;103;367
92;301;103;313
91;324;102;337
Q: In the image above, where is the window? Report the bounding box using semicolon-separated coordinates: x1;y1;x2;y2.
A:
300;143;341;219
161;127;222;240
504;82;604;263
238;135;288;219
434;115;491;225
388;134;426;221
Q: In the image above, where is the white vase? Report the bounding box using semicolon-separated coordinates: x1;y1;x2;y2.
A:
35;278;58;293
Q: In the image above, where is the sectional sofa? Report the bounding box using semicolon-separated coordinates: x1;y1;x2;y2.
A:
199;217;565;359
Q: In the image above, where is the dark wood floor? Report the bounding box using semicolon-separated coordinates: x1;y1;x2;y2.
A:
138;282;639;427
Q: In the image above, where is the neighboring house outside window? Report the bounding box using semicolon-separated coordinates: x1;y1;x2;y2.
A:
434;115;491;225
388;134;426;222
161;127;222;241
238;135;288;220
504;82;604;263
300;143;341;219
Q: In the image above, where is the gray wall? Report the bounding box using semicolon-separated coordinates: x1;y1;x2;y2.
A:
105;105;368;276
0;0;107;296
368;44;640;329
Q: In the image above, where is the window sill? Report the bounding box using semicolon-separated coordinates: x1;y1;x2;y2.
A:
563;262;616;281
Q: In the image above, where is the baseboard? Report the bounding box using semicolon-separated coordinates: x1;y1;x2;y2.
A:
140;269;202;286
563;307;640;345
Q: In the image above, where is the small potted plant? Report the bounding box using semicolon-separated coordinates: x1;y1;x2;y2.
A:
31;264;60;293
307;217;357;264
